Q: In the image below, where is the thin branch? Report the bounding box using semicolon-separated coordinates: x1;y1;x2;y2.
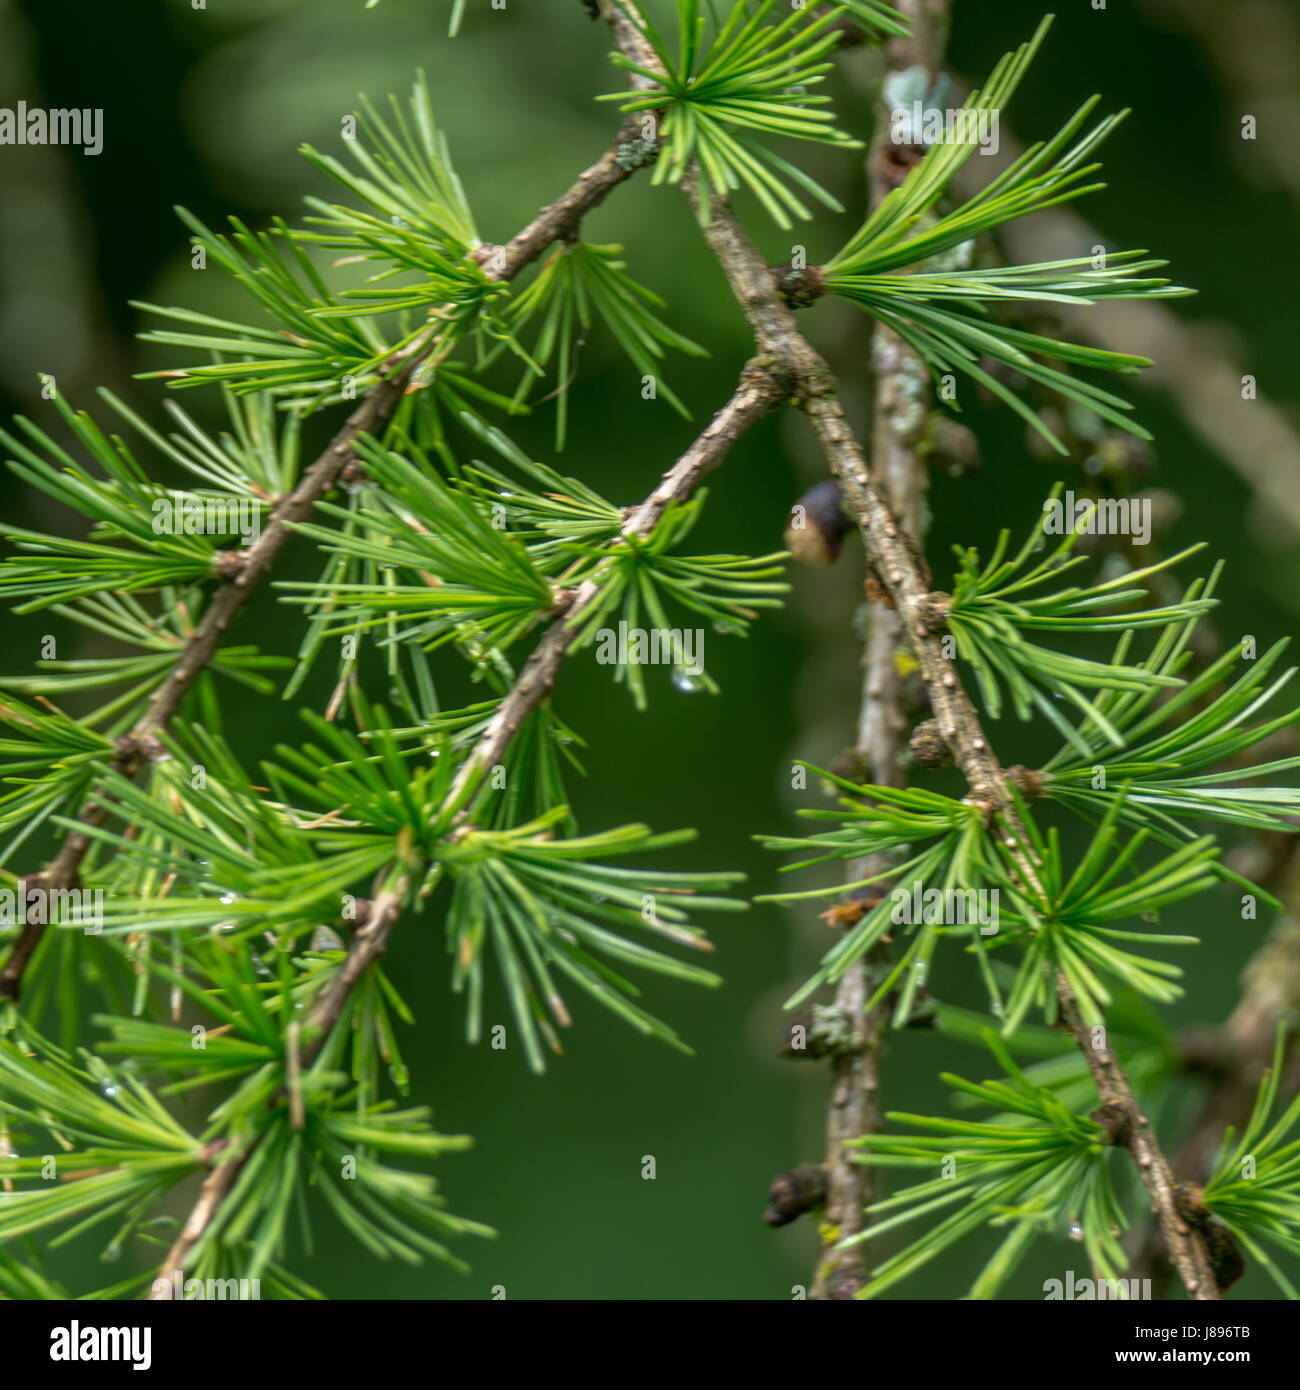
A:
321;363;791;1021
596;0;1221;1301
450;358;792;798
148;878;408;1296
299;880;410;1049
148;1149;245;1297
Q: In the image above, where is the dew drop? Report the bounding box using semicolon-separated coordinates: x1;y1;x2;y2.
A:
1067;1220;1084;1241
672;668;706;694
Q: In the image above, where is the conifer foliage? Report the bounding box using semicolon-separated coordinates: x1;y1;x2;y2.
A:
0;0;1295;1304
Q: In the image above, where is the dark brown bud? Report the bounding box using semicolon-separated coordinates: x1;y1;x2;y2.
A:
113;733;167;765
763;1163;828;1228
344;898;375;927
908;718;951;769
784;479;852;565
1174;1183;1209;1226
1202;1217;1247;1293
1174;1184;1246;1293
917;591;950;633
770;262;826;310
1090;1103;1132;1148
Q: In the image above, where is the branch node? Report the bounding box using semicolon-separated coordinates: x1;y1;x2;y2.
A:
907;718;951;769
780;1003;859;1060
547;587;579;618
1090;1102;1133;1148
211;550;249;583
1174;1184;1247;1292
1006;765;1046;800
916;591;950;633
770;262;826;309
763;1163;828;1227
614;136;659;171
113;732;167;766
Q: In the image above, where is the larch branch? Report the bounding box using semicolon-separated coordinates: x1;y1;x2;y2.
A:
597;0;1220;1302
148;357;792;1296
0;123;650;1003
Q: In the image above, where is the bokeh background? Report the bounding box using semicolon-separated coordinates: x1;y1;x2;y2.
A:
2;0;1299;1298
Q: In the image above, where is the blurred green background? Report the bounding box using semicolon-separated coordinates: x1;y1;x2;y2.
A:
1;0;1299;1298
